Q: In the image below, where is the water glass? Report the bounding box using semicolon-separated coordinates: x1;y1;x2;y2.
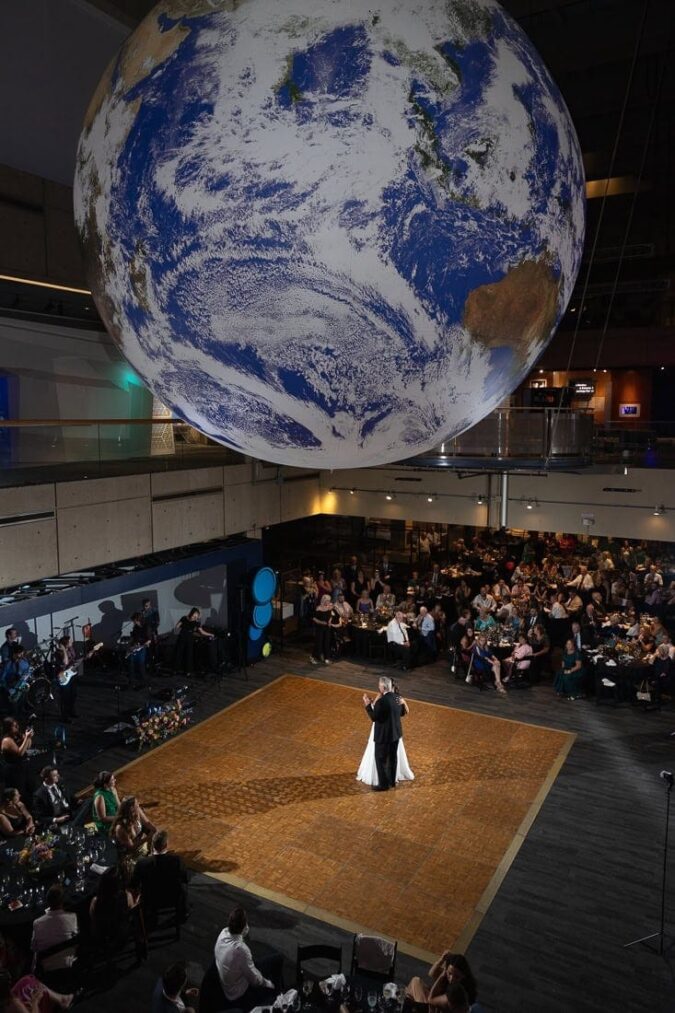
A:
368;991;377;1012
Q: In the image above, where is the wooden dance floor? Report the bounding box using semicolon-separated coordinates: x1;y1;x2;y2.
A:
116;675;574;958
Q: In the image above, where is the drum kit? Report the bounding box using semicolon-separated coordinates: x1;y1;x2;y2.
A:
9;642;54;710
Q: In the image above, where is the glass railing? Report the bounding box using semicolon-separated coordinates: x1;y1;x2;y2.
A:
0;419;244;486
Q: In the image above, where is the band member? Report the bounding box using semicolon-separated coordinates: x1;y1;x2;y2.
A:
140;598;160;667
54;635;78;723
128;612;151;688
1;645;32;718
174;608;214;676
0;628;19;666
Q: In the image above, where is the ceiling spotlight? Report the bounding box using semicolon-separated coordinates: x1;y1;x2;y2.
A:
539;368;544;374
653;505;665;517
661;366;665;371
526;498;535;510
476;494;484;506
623;465;629;476
427;494;436;503
349;488;355;495
385;492;394;501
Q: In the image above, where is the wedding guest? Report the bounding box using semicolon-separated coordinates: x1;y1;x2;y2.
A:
386;611;416;671
503;632;533;684
152;962;198;1013
111;795;156;858
30;885;77;973
92;771;120;833
214;906;282;1011
0;719;34;797
89;867;139;951
356;589;374;615
472;586;496;613
469;635;506;694
349;568;368;605
406;951;478;1009
132;829;188;924
375;584;396;611
309;595;337;666
550;592;568;619
0;789;34;838
416;607;436;661
473;608;496;633
33;767;71;828
315;571;332;599
555;638;584;700
1;969;74;1012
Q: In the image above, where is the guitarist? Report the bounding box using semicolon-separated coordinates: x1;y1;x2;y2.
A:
2;645;32;718
54;635;78;724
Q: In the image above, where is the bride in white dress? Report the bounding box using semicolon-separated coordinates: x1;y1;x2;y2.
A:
356;685;415;786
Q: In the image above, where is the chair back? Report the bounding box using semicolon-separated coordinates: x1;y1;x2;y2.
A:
198;959;229;1013
296;943;342;989
351;933;397;981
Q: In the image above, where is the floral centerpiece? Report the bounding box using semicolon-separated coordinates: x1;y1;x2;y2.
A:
18;835;55;870
135;699;191;751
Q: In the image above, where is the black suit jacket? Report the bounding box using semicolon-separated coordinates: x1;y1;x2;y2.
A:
131;852;187;908
366;692;403;744
32;783;70;825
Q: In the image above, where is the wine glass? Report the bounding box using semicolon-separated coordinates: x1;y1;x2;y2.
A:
302;979;313;1006
367;991;377;1012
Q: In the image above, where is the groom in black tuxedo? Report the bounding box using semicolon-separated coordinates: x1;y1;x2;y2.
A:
363;676;402;792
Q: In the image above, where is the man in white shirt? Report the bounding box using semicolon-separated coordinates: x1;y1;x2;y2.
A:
386;610;416;670
472;586;496;613
567;565;595;593
214;907;282;1011
416;606;437;661
31;884;78;971
375;585;396;611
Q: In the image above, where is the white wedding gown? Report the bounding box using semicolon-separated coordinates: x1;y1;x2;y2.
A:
356;724;415;786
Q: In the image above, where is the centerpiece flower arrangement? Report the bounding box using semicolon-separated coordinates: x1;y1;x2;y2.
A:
136;699;191;751
18;833;56;870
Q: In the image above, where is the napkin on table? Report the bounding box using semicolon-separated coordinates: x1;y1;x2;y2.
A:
273;990;298;1009
320;974;346;995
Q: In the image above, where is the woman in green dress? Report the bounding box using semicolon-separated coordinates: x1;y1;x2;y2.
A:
92;770;120;833
555;638;584;700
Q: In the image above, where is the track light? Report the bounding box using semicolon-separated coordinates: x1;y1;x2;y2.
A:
385;492;394;501
623;465;628;476
476;494;484;506
427;494;436;503
653;505;665;517
349;488;355;495
525;498;537;511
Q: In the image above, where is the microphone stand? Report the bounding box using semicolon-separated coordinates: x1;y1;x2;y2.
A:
624;772;673;955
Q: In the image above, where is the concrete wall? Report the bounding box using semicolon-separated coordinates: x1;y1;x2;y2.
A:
0;462;322;586
318;465;675;542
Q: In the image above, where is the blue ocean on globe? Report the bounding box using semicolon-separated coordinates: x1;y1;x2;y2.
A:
74;0;585;469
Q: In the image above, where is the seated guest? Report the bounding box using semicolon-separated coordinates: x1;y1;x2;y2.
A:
0;969;74;1012
111;795;156;858
458;627;475;673
214;906;282;1012
503;632;533;684
550;592;568;619
570;621;583;653
554;638;584;700
473;608;496;633
132;829;188;923
0;788;34;838
581;604;600;646
356;589;374;615
89;867;138;950
30;885;77;973
471;586;496;613
375;584;395;612
0;719;34;797
92;771;120;833
565;591;583;617
397;591;417;622
386;611;416;671
650;643;675;699
590;591;607;618
315;571;332;599
152;962;198;1013
406;951;478;1009
449;610;471;649
33;767;71;828
469;635;506;695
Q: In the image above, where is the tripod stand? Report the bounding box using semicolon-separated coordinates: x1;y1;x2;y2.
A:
624;771;673;955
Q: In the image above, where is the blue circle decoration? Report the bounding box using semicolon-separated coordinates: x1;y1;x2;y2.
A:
75;0;585;469
252;602;273;629
251;567;277;605
247;624;263;642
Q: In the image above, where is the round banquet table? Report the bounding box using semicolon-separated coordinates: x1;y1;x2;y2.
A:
0;830;118;945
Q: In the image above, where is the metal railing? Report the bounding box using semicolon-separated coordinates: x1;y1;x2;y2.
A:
410;408;595;466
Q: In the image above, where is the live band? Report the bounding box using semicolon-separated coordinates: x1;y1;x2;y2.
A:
0;599;230;725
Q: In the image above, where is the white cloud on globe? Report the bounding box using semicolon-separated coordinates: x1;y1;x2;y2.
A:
74;0;585;469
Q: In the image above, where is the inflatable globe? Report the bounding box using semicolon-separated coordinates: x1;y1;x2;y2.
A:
74;0;585;469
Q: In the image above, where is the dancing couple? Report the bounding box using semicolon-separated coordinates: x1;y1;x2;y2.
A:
357;676;414;791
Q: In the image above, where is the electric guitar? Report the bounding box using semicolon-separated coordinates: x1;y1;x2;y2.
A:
57;642;102;686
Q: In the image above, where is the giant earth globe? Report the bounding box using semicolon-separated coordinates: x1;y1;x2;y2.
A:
74;0;585;469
